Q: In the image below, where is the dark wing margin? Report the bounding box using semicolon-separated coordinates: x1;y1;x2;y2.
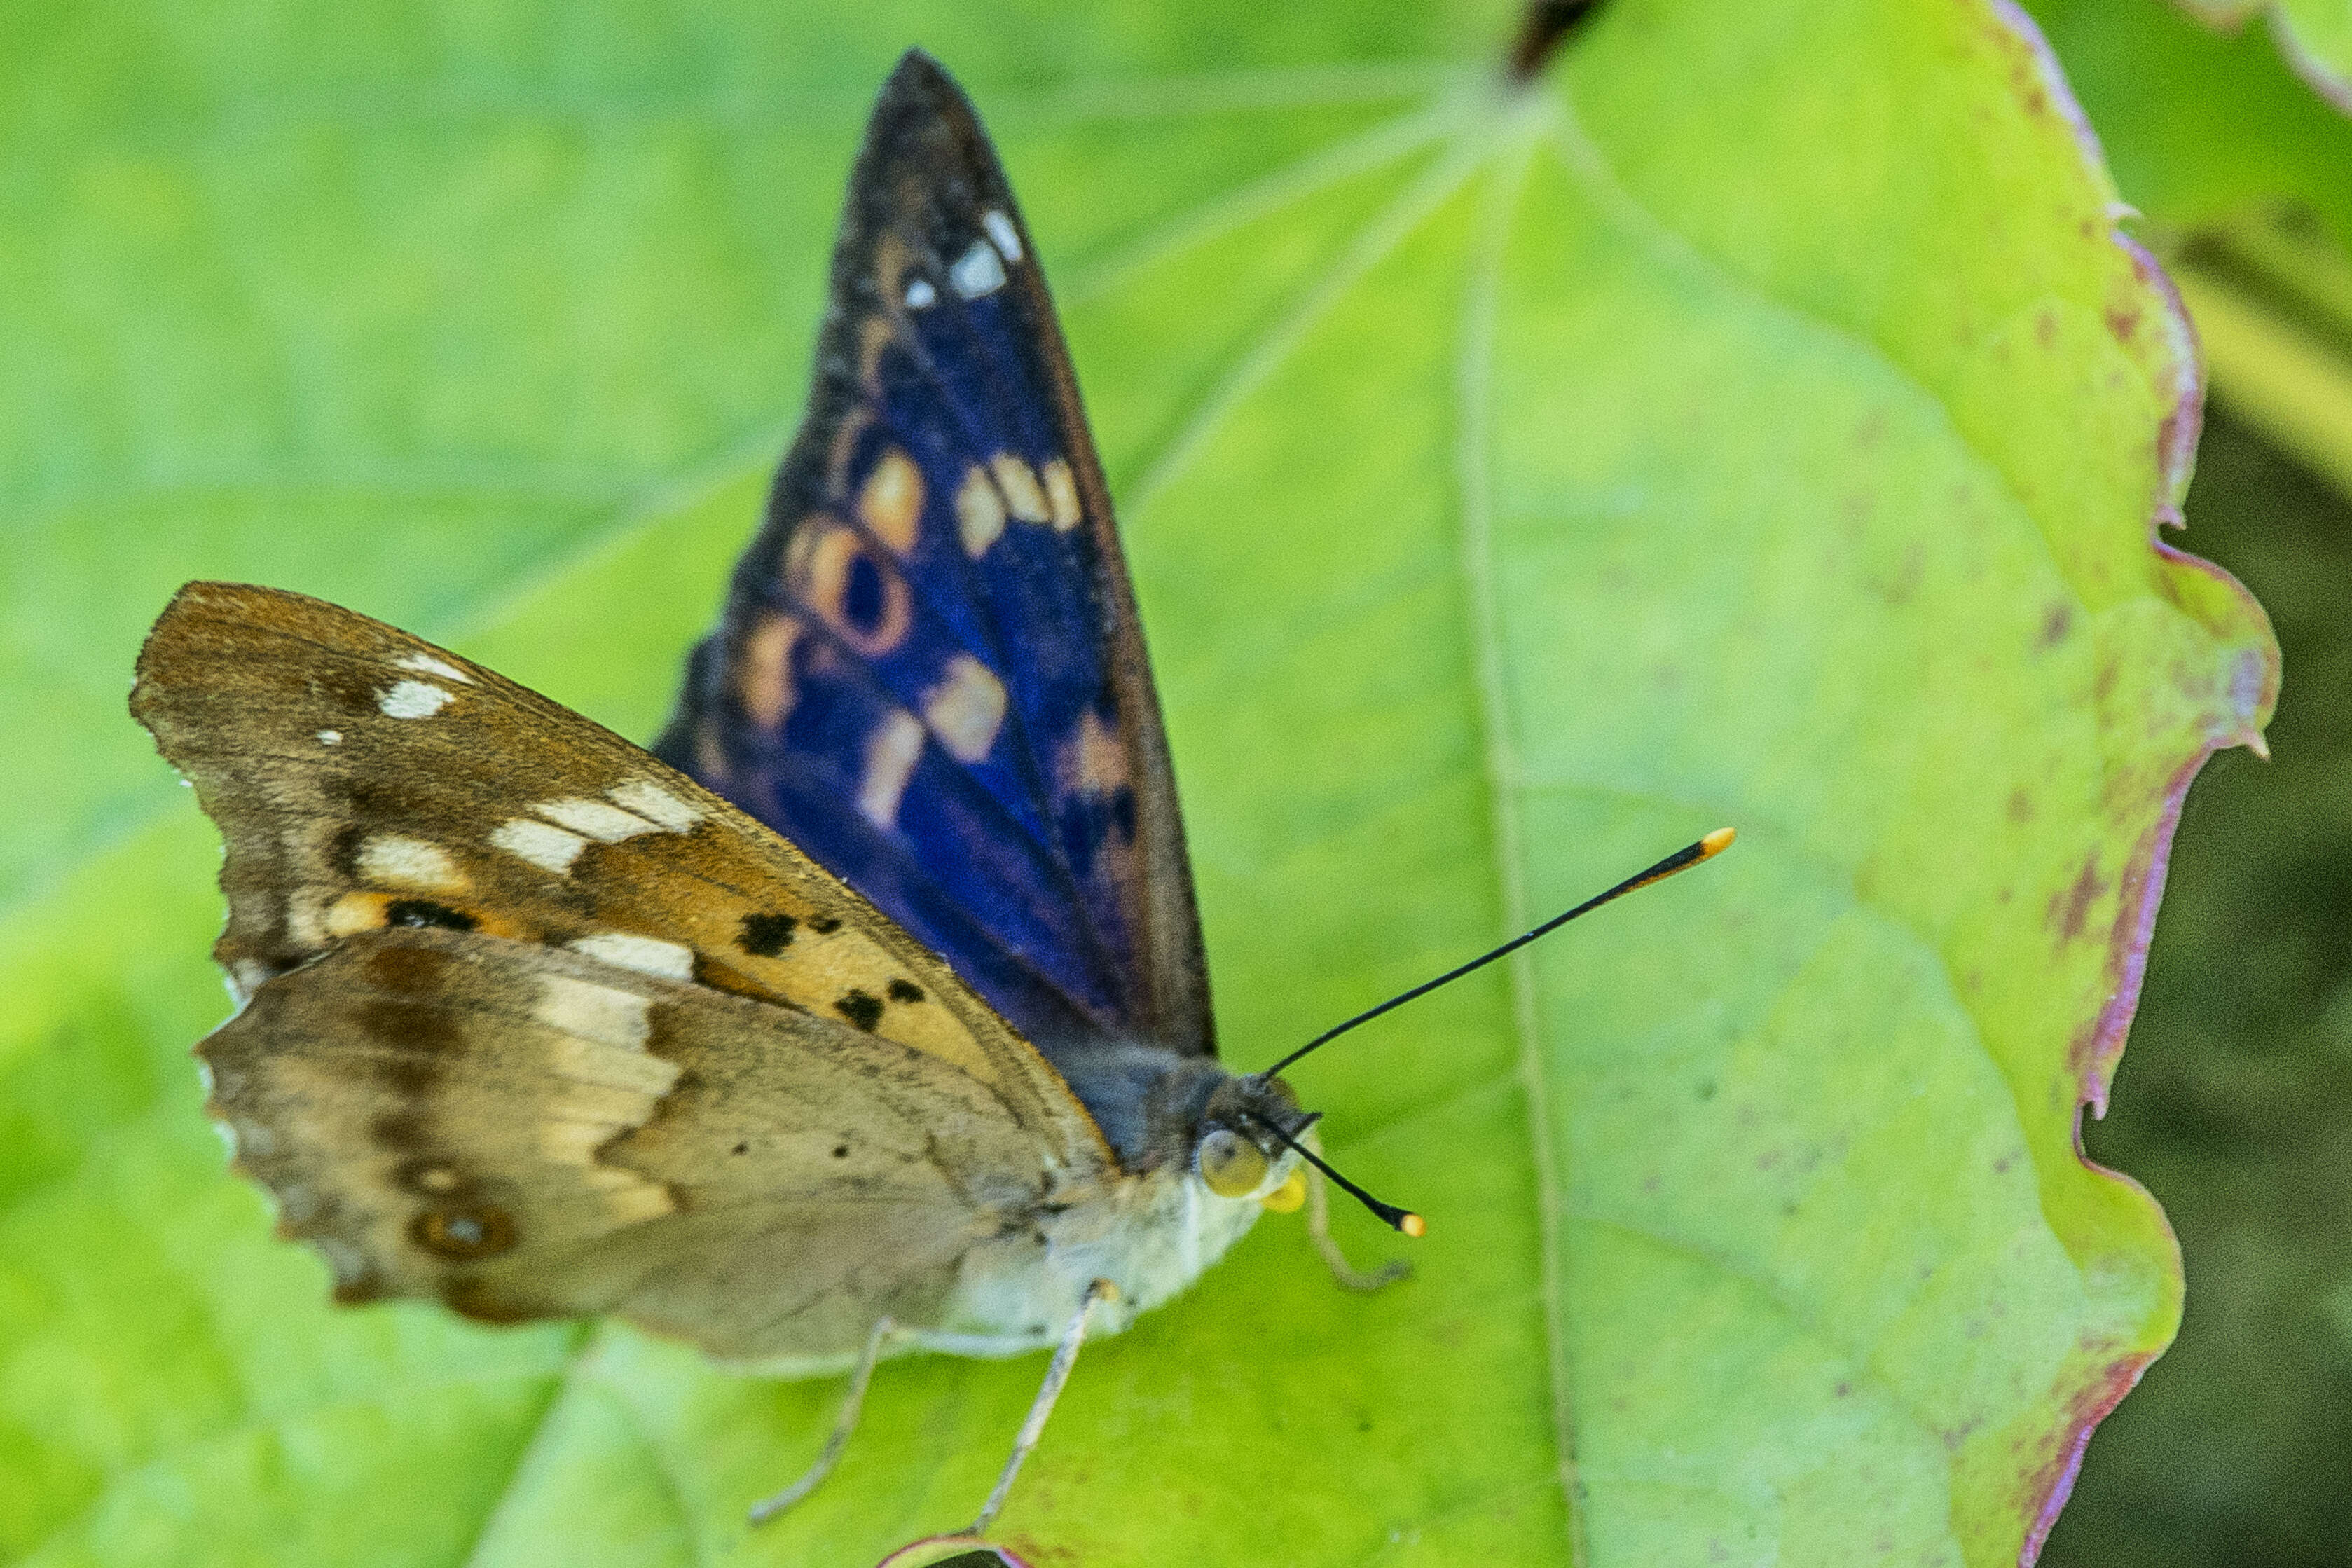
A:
656;50;1216;1061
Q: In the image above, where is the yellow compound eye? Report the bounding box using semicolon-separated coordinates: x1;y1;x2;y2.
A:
1197;1126;1269;1199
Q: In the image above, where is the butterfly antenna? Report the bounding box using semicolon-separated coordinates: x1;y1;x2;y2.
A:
1246;1111;1426;1238
1258;827;1735;1082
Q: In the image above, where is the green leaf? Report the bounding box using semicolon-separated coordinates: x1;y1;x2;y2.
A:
0;3;2272;1566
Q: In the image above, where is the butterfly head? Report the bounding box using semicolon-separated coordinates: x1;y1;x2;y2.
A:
1192;1073;1311;1213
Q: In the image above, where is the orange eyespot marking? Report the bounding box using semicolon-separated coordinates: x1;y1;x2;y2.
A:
411;1205;516;1260
326;892;526;942
858;447;925;556
989;453;1049;523
789;515;912;656
735;611;802;729
1260;1167;1307;1213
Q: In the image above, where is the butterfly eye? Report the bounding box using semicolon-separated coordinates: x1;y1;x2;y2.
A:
1196;1126;1268;1200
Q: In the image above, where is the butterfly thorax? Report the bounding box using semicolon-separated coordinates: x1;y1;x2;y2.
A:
914;1052;1305;1356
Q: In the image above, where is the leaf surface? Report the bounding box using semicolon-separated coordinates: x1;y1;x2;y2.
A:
0;2;2271;1564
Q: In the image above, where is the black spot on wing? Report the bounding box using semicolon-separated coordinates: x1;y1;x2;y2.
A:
738;911;799;956
809;916;843;935
385;899;479;933
834;989;885;1031
887;977;924;1003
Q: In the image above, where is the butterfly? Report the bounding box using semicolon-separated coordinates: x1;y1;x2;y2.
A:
133;47;1729;1543
130;50;1419;1542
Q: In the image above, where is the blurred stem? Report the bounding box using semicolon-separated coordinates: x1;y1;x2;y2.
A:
2173;260;2352;504
2213;217;2352;345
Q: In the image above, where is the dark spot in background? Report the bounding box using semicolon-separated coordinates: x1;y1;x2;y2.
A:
1508;0;1604;80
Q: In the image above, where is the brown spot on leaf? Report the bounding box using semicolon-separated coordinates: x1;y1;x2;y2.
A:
2037;603;2074;650
2106;305;2140;343
2007;790;2035;823
2049;859;2109;944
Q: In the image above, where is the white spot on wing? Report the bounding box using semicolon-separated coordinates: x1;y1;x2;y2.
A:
535;972;652;1050
395;652;474;684
357;834;467;892
991;454;1048;522
608;779;700;832
379;680;452;719
491;818;588;874
957;466;1006;556
228;960;272;1003
923;655;1007;764
569;931;696;982
950;239;1007;298
858;710;926;829
535;797;657;842
1042;458;1081;531
982;209;1024;261
905;277;937;309
317;729;342;745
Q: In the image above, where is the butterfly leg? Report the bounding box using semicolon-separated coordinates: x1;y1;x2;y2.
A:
964;1277;1116;1537
1304;1129;1410;1292
748;1314;898;1525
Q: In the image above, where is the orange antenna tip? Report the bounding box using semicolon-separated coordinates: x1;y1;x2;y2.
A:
1398;1213;1428;1239
1699;826;1736;857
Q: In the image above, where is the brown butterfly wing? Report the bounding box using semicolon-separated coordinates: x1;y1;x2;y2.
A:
132;582;1120;1353
132;579;1107;1169
205;926;1051;1359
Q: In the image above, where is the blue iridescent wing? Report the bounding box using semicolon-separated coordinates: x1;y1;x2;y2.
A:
656;51;1215;1060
